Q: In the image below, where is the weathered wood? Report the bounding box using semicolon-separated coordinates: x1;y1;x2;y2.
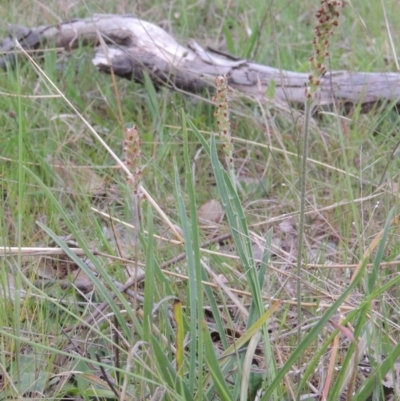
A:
1;14;400;111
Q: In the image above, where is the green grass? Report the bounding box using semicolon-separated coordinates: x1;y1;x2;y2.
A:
1;0;400;400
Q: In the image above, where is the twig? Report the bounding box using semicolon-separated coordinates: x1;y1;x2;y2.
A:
95;352;120;399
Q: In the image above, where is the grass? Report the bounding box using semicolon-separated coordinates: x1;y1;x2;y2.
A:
1;0;400;400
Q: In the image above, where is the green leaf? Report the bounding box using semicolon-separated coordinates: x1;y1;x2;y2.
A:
173;299;185;376
151;335;191;400
175;111;204;395
244;24;259;59
223;23;235;55
143;203;155;340
367;208;394;295
202;320;234;401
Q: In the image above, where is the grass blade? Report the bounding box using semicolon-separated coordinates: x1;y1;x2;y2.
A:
143;203;155;340
173;299;185;377
202;319;234;401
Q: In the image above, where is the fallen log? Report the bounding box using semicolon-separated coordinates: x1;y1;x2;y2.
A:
1;14;400;111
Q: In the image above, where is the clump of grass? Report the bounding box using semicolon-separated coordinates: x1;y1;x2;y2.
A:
2;1;400;400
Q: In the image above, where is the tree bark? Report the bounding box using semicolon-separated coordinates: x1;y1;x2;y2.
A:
1;14;400;112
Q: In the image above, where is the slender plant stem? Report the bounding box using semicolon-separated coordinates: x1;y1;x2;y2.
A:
297;98;313;374
296;3;342;391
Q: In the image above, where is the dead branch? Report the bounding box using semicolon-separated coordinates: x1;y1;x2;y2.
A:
1;14;400;111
